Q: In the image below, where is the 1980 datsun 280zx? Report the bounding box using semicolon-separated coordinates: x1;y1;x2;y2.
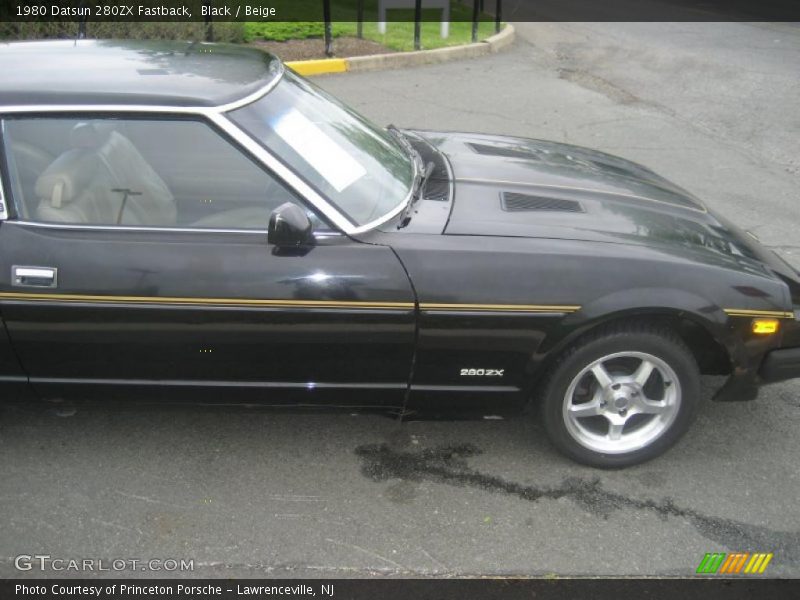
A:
0;41;798;467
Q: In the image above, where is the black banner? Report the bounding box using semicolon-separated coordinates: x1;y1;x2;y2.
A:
3;579;800;600
2;0;800;23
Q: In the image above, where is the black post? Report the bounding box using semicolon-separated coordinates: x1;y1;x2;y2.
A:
203;0;214;42
495;0;502;33
414;0;422;51
77;0;86;38
323;0;333;57
357;0;364;38
472;0;479;43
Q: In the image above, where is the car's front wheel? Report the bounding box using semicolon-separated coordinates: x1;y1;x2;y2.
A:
540;322;701;468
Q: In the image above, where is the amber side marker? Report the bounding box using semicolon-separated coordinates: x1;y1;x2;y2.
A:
752;318;780;335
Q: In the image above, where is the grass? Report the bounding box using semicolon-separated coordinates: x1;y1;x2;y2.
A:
244;5;500;53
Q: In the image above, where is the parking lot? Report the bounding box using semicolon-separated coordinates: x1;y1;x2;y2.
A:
2;22;799;578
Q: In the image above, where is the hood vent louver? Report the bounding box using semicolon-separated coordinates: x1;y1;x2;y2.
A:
470;143;536;159
501;192;584;213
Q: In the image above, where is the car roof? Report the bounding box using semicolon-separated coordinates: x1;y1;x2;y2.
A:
0;40;282;109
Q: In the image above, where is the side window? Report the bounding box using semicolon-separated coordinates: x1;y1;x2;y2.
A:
1;117;323;230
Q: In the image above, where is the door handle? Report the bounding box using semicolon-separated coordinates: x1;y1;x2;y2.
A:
12;266;58;288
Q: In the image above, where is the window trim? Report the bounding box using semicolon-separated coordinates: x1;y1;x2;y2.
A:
0;151;7;221
3;219;343;239
0;69;366;235
0;119;15;221
0;110;345;235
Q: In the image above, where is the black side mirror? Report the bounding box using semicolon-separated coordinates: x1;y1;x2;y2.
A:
268;202;314;248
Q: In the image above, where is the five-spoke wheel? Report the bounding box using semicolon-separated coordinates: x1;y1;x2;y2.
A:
563;352;681;454
541;323;700;468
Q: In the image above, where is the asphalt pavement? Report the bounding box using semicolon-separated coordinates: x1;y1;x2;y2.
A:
1;22;799;578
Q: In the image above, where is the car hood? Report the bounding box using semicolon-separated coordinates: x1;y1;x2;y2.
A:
413;130;772;269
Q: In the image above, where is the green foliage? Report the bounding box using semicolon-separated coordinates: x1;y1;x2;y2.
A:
352;18;497;52
0;0;494;50
244;3;498;52
0;21;78;40
244;22;336;43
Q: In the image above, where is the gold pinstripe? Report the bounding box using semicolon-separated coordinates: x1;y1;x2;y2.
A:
723;308;795;319
0;292;582;313
3;293;792;320
0;292;413;310
420;302;580;313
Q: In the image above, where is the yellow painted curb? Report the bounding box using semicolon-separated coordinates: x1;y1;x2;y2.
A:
285;58;348;76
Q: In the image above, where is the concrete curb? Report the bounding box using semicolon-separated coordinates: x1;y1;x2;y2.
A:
285;24;514;76
285;58;348;76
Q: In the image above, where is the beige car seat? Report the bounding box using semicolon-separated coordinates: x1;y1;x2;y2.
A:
34;122;177;226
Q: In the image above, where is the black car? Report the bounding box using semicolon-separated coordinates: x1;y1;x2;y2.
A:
0;40;798;467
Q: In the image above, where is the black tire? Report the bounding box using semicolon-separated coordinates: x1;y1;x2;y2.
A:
539;321;701;468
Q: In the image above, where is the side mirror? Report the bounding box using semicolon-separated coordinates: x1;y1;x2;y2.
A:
268;202;314;248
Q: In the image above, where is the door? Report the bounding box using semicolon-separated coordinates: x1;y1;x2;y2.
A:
0;115;415;405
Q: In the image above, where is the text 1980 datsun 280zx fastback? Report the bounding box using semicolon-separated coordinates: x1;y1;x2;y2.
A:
0;40;798;467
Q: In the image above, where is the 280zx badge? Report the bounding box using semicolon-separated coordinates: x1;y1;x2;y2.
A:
460;368;505;377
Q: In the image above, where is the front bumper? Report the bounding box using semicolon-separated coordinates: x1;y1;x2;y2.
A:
714;319;800;401
760;347;800;382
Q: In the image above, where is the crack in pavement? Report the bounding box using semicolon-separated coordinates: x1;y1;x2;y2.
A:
355;442;800;564
558;68;642;105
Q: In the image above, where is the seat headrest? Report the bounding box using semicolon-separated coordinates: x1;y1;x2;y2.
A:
35;150;97;208
70;121;114;149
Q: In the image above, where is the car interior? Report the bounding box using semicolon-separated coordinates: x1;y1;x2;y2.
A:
2;118;307;230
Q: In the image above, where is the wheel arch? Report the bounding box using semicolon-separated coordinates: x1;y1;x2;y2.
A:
532;289;737;386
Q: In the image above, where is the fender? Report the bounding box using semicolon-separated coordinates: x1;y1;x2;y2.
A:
531;287;742;377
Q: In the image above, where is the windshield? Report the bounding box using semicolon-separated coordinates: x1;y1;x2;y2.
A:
229;71;414;227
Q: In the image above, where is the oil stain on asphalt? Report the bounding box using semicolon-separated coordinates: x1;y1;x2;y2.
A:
354;442;800;564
